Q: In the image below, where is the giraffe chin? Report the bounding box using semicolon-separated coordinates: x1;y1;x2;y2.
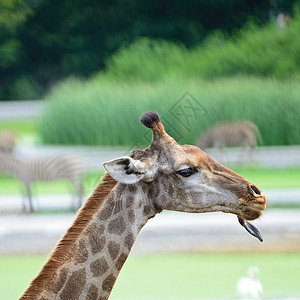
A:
237;215;263;242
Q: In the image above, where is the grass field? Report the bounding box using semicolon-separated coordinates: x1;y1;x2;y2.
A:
0;119;36;135
1;253;300;299
0;170;105;195
0;167;299;196
231;167;300;189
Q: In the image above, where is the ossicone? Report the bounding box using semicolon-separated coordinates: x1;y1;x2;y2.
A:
140;111;160;129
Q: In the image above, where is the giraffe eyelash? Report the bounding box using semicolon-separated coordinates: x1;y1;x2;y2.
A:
176;167;198;177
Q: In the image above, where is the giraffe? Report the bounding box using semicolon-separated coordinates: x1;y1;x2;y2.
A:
20;111;266;300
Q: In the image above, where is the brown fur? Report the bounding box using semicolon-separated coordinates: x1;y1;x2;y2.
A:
19;173;116;299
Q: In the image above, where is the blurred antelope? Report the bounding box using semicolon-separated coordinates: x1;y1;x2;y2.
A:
0;130;85;212
0;151;85;212
196;120;261;150
0;130;16;153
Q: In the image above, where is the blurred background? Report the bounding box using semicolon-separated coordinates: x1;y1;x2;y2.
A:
0;0;300;299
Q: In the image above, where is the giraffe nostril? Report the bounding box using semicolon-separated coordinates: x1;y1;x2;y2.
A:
250;184;261;196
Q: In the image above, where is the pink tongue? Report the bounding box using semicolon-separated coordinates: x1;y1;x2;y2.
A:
237;216;263;242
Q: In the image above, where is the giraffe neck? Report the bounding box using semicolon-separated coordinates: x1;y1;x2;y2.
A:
20;174;157;300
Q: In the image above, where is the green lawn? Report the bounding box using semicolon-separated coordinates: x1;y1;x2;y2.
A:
2;253;300;300
0;170;105;195
0;168;299;196
0;119;37;135
232;167;300;189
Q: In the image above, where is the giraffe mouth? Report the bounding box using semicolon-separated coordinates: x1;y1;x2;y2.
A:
237;216;263;242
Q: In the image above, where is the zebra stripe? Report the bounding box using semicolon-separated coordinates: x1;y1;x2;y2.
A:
0;152;85;212
196;120;262;149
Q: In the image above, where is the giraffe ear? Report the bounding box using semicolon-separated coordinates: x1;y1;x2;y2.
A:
103;156;149;184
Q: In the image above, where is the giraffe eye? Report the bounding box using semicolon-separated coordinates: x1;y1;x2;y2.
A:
177;167;198;177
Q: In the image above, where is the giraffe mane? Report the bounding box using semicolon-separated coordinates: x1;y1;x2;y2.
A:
20;172;117;299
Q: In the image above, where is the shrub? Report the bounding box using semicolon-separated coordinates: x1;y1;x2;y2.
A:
105;38;188;82
104;13;300;80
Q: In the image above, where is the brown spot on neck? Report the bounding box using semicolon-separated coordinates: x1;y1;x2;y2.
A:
52;267;68;294
86;284;98;300
108;241;120;261
102;274;117;292
74;239;89;264
107;216;126;235
90;257;109;277
60;268;86;300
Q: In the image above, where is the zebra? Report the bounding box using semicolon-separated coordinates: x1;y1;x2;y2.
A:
0;130;16;153
196;120;262;150
0;151;85;212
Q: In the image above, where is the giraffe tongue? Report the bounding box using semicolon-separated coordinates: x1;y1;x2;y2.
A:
237;216;263;242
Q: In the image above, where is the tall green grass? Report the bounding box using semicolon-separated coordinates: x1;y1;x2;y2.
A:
40;76;300;146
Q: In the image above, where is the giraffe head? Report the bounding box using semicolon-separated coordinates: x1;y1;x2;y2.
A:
104;111;266;241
